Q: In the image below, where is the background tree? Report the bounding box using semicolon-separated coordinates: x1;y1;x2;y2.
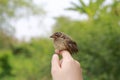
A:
0;0;44;48
0;0;44;34
53;0;120;80
0;0;47;80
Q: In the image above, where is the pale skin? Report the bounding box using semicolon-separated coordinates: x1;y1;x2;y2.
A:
51;50;83;80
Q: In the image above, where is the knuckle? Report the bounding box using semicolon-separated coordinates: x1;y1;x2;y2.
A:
66;59;73;63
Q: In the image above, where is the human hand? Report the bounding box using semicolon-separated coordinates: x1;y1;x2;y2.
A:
51;51;83;80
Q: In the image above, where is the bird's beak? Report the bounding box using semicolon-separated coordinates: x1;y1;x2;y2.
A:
50;35;54;38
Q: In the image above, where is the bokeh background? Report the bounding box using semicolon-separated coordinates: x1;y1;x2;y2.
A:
0;0;120;80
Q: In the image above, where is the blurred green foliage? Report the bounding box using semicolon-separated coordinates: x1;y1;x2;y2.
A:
0;0;120;80
54;0;120;80
0;39;53;80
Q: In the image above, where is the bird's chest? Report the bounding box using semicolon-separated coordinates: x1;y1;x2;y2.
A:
54;38;66;50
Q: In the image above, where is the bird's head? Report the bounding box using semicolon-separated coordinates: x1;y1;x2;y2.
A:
50;32;63;40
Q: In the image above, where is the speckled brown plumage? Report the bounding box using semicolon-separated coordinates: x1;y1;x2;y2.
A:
50;32;78;54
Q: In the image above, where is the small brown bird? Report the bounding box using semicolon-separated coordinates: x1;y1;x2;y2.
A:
50;32;78;54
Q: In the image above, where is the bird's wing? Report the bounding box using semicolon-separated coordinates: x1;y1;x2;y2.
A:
64;39;78;54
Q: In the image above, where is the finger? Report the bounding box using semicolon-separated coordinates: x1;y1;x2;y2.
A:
60;50;73;60
51;54;60;70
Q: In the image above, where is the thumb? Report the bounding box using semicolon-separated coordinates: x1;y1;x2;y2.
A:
51;54;60;70
61;50;73;60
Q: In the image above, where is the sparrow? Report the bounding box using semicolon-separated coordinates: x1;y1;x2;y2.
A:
50;32;78;54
